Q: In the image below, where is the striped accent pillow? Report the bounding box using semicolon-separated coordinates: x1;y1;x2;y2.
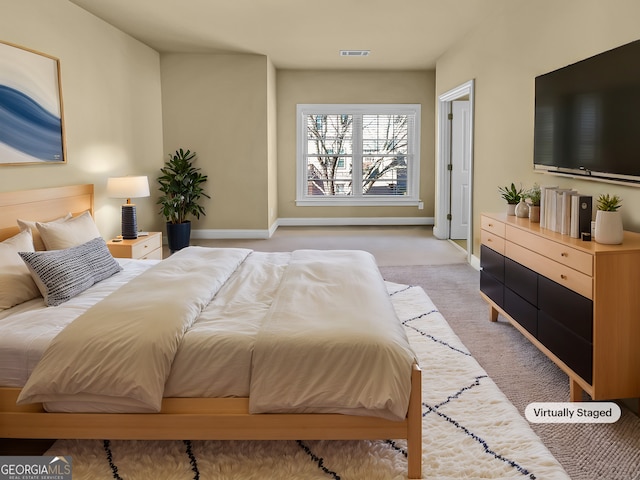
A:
20;237;122;306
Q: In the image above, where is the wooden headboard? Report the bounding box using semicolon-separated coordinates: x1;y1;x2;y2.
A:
0;184;94;242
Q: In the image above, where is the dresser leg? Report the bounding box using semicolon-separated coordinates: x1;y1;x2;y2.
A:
489;305;499;322
569;378;583;402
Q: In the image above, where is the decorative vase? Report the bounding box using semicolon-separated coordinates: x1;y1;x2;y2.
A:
515;200;529;218
506;204;517;216
594;210;623;244
529;205;541;223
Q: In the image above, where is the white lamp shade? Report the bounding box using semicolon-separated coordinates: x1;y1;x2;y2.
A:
107;176;150;200
107;176;150;240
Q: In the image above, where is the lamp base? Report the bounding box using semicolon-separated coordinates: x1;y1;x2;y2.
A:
121;204;138;239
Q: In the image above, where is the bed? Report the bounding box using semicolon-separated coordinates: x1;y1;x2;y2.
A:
0;184;423;478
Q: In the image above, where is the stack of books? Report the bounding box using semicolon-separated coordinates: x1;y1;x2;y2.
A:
539;186;592;239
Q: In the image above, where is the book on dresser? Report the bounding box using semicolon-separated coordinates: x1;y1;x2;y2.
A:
539;185;558;229
550;188;574;233
560;191;578;236
570;195;592;239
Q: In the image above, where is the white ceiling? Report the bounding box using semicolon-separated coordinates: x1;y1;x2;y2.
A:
69;0;511;70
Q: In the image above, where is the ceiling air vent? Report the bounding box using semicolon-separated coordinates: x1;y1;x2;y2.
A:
340;50;370;57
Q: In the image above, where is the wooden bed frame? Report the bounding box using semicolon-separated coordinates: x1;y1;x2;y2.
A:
0;184;423;479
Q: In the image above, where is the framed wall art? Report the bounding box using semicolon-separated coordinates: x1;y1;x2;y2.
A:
0;41;66;165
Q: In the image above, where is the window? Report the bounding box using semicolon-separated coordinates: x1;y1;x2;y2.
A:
296;104;421;206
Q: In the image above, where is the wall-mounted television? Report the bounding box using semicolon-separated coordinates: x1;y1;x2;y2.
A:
534;39;640;185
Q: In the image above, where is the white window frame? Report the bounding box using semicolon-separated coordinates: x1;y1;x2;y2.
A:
296;104;421;206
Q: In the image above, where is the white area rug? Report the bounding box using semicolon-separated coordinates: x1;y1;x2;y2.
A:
47;283;569;479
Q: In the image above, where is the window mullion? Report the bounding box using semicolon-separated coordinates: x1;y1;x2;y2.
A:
352;114;363;197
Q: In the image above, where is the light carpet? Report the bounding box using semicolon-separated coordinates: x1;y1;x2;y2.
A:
46;283;569;479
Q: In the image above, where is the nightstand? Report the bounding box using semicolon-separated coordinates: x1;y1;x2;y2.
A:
107;232;163;260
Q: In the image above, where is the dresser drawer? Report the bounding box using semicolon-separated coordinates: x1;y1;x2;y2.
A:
538;276;593;342
506;226;593;276
131;234;162;259
480;244;505;283
538;310;593;384
480;270;504;309
481;215;506;238
481;230;505;255
506;242;593;299
505;258;538;306
140;247;163;260
504;288;538;338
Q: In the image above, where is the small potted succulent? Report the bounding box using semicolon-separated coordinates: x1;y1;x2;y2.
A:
594;194;622;244
498;183;523;216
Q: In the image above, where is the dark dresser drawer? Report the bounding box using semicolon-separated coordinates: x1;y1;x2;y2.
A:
480;244;505;283
538;310;593;384
504;288;537;337
505;258;538;306
480;270;504;308
538;276;593;342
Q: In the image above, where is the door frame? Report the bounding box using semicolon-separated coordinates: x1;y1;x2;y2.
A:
433;79;475;263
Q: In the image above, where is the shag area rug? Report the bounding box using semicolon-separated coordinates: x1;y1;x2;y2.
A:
47;283;569;479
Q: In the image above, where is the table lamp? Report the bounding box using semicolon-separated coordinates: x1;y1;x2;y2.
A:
107;176;150;239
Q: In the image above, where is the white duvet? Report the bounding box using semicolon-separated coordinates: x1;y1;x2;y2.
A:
250;250;416;421
11;247;417;420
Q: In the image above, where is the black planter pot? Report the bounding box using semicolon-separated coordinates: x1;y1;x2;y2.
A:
166;221;191;253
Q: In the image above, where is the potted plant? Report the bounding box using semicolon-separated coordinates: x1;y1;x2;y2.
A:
523;183;541;222
157;148;210;252
498;183;523;216
594;193;623;244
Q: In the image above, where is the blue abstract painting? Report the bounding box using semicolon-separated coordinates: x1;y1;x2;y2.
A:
0;42;65;165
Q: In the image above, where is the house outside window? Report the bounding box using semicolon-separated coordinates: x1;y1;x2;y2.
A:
296;104;421;206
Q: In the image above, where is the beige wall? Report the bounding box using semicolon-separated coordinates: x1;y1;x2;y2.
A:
435;0;640;257
0;0;164;239
276;70;435;220
160;54;271;231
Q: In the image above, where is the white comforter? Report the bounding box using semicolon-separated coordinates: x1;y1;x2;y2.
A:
250;250;416;421
14;247;417;420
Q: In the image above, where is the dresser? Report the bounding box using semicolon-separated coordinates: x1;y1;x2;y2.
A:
479;213;640;401
107;232;163;260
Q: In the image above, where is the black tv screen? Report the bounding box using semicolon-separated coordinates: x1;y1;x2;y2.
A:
534;39;640;184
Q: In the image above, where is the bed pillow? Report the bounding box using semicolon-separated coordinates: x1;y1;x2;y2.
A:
17;213;72;251
36;211;101;250
19;237;122;307
0;230;40;310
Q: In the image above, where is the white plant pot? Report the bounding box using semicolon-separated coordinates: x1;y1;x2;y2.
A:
515;200;529;218
506;204;517;216
594;210;623;245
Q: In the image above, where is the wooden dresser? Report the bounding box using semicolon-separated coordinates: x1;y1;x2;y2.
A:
479;212;640;402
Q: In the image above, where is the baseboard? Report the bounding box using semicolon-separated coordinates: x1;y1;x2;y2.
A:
469;253;481;270
191;228;273;240
277;217;433;227
190;218;432;240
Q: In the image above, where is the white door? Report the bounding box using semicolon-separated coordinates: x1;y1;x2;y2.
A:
450;100;471;240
